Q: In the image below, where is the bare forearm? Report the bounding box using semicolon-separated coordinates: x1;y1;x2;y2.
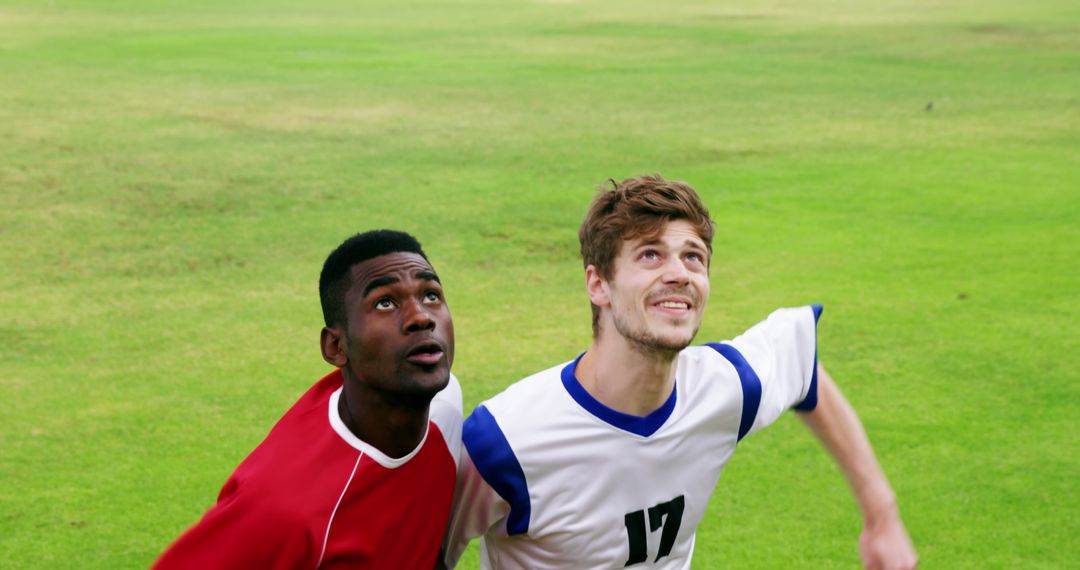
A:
799;366;896;522
800;363;917;570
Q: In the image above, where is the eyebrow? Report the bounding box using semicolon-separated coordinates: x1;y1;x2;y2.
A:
634;237;707;250
361;276;399;299
360;270;441;299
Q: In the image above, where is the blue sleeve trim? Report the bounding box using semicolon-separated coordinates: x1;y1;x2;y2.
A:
560;354;677;438
793;303;823;412
462;405;531;535
705;343;761;442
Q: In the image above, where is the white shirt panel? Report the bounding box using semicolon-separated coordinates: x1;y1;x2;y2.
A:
727;306;818;437
431;373;465;466
448;306;819;569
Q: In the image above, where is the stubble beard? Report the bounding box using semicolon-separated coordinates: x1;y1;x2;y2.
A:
611;309;699;358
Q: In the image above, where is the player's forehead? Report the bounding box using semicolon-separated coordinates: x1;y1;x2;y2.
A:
346;252;438;297
621;219;708;252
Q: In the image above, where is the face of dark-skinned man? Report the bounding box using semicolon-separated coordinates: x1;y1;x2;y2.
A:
337;252;454;403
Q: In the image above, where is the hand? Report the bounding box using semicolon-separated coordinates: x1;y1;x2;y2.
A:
859;513;918;570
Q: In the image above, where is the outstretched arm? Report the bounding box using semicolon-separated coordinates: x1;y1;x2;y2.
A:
799;363;918;570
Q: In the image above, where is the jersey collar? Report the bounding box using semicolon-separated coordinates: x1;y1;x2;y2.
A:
327;386;430;469
560;353;677;437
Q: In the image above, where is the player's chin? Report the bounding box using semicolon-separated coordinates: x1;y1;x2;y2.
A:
658;338;693;352
401;363;451;393
653;329;697;351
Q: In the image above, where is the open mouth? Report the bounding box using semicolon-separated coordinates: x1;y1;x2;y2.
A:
651;295;693;314
405;341;445;366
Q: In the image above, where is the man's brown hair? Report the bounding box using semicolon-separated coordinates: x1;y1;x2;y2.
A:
579;174;715;337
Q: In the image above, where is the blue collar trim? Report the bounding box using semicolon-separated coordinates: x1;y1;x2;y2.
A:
560;353;677;437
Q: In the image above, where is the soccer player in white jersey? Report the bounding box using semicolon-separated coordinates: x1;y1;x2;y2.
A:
442;176;917;569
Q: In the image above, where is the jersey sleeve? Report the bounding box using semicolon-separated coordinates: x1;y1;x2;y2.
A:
441;406;518;568
430;372;464;466
153;475;313;570
725;304;822;438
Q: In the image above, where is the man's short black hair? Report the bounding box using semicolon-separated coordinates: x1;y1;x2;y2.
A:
319;230;429;327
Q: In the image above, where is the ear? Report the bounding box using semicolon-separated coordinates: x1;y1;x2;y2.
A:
585;264;611;308
320;326;348;367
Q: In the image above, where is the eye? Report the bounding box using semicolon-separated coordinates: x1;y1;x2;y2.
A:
374;298;395;311
639;249;661;263
423;291;441;304
685;251;705;264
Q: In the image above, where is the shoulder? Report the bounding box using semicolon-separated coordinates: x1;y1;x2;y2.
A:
230;374;363;503
429;373;464;464
430;372;463;424
718;305;822;363
721;305;823;420
479;360;573;414
673;345;740;390
463;359;576;445
739;305;822;340
460;359;574;476
264;369;342;435
250;370;342;454
678;344;733;370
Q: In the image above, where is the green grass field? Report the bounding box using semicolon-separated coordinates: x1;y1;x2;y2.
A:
2;0;1077;567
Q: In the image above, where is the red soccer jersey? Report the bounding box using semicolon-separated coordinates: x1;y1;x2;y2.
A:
156;369;463;569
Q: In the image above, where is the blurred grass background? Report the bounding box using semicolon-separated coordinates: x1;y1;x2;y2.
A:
1;0;1077;567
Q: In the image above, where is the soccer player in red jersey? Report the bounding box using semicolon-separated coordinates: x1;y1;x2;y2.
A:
156;230;462;569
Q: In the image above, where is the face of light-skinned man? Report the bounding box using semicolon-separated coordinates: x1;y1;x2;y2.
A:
585;219;710;356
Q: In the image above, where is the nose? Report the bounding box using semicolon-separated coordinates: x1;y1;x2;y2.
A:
661;256;691;286
402;299;436;333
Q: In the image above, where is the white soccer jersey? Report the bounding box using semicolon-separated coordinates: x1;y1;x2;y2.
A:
445;305;822;569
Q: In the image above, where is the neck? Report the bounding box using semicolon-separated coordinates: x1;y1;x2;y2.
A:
575;332;678;416
338;370;431;459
